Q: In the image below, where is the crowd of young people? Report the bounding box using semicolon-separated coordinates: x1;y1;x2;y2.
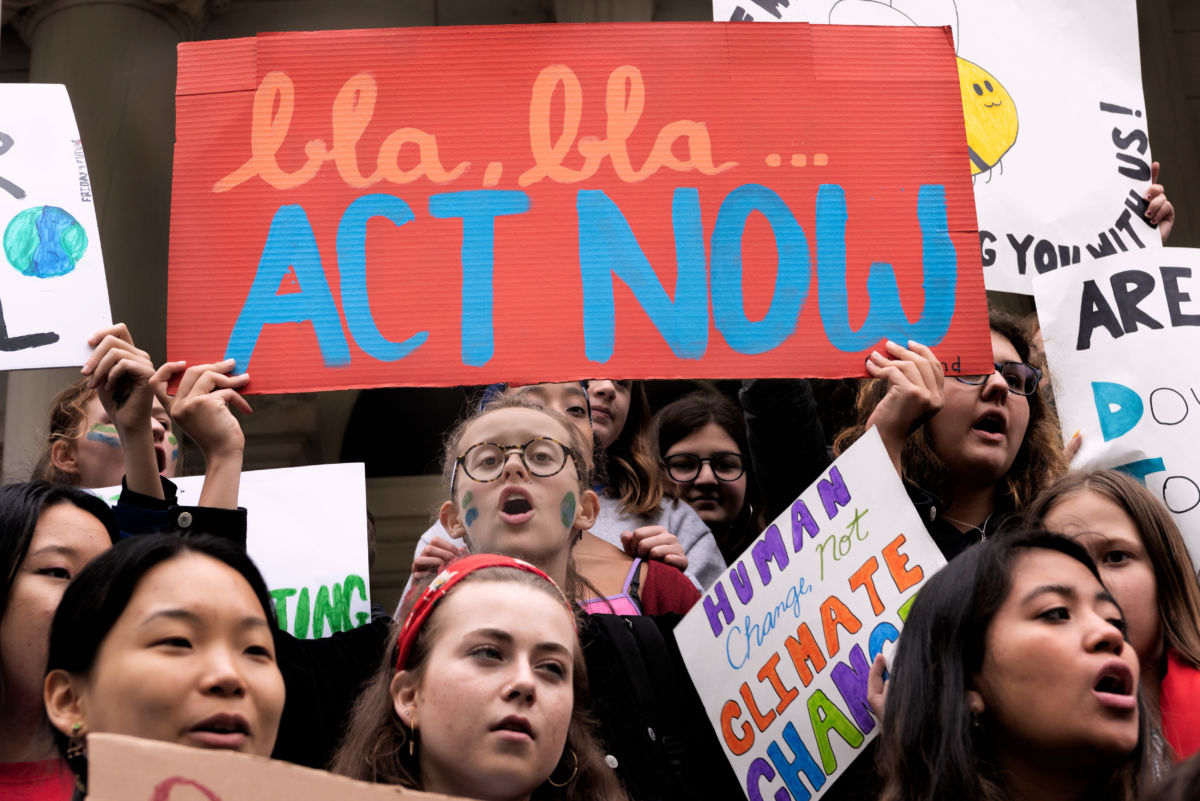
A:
0;183;1197;801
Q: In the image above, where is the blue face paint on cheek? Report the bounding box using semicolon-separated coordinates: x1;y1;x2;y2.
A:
561;491;576;528
465;507;479;527
86;424;121;449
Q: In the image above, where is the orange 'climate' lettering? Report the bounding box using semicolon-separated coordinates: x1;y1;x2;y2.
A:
519;64;736;186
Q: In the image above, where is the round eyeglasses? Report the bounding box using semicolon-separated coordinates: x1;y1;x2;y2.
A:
665;452;746;483
456;437;580;484
952;361;1043;396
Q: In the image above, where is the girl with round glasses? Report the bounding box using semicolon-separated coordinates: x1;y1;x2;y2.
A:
836;310;1067;559
649;392;765;563
392;396;741;800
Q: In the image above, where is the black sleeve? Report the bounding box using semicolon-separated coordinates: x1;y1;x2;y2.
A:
739;379;833;521
270;617;393;770
114;476;248;549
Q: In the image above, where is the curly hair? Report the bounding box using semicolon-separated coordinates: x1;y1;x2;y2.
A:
833;310;1068;510
330;566;628;801
31;377;95;484
31;376;182;485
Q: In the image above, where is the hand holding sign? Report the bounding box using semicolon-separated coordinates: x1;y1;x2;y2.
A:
674;428;945;801
864;340;945;476
152;359;252;509
1145;162;1174;242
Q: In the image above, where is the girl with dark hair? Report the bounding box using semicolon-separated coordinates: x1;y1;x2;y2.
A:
585;380;725;590
649;390;765;563
1029;469;1200;759
333;554;627;801
42;534;285;791
835;310;1068;558
0;482;119;801
878;529;1151;801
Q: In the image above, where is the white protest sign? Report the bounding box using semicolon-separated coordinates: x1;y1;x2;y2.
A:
1034;247;1200;571
714;0;1160;295
98;462;371;638
0;84;111;366
675;427;946;801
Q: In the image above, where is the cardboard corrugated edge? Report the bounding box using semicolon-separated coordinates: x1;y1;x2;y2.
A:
176;36;257;96
85;733;469;800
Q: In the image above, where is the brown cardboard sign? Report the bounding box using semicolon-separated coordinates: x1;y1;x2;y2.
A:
86;733;468;801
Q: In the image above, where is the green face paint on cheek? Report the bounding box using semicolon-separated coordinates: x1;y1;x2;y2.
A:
561;491;576;528
462;491;473;510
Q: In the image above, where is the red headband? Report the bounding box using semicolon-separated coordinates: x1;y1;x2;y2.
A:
395;554;573;672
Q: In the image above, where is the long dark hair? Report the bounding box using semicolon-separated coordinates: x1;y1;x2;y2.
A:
45;533;279;759
834;311;1068;510
331;565;628;801
0;481;118;703
877;529;1150;801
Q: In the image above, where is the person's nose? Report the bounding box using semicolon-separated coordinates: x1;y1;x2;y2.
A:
201;645;248;698
503;659;537;705
589;380;615;403
694;460;719;488
501;448;530;480
1084;611;1127;657
979;368;1010;403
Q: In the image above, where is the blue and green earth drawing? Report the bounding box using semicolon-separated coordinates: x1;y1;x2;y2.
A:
3;205;87;278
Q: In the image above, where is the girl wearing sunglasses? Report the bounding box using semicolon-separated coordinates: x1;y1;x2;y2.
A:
836;310;1068;559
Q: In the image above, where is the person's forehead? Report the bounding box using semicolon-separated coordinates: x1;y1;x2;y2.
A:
464;406;574;443
514;382;587;402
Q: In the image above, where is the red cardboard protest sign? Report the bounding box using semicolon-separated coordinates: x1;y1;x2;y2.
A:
169;23;990;394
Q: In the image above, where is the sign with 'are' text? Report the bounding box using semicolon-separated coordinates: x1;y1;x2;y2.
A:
675;428;946;801
1034;247;1200;571
169;24;991;393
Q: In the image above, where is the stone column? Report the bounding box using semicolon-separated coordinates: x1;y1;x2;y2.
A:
2;0;219;481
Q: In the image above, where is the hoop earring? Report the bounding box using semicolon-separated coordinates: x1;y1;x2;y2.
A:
547;747;578;788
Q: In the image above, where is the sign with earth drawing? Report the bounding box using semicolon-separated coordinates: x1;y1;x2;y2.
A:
714;0;1159;295
0;83;111;369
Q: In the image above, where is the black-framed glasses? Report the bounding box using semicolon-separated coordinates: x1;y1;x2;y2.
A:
665;452;746;483
952;361;1043;396
456;437;580;484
